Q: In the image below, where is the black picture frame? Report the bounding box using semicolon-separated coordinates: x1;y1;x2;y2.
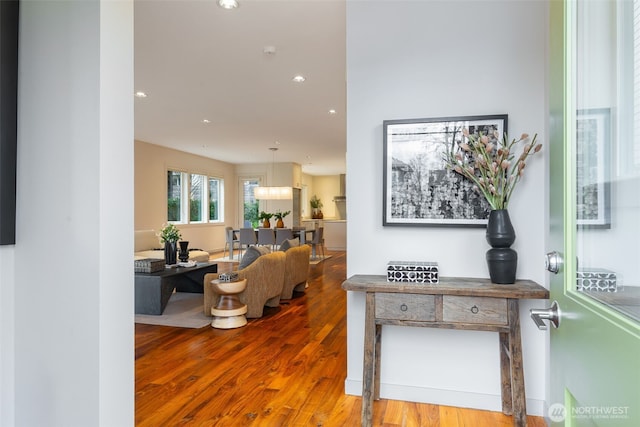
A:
0;0;19;245
576;108;611;229
383;114;508;227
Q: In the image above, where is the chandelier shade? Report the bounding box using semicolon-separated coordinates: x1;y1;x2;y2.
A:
254;147;293;200
253;186;292;200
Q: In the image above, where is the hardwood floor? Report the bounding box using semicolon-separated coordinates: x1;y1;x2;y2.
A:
135;251;547;426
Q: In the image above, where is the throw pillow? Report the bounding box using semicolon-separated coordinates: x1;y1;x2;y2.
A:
239;245;271;270
279;238;300;252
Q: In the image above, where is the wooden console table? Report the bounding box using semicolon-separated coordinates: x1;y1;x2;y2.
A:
342;275;549;427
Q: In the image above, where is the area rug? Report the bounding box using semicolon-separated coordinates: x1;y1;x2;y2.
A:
309;254;332;265
135;292;211;329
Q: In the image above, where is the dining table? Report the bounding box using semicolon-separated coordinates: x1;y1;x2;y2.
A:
228;227;317;260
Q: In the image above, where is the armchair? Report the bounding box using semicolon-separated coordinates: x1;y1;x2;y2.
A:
281;244;311;300
204;251;286;318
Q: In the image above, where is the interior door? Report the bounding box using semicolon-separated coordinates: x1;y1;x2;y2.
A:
547;1;640;425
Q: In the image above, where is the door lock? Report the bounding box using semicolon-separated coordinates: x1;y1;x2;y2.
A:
545;251;563;274
530;300;561;330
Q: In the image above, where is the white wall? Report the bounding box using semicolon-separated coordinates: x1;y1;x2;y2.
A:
346;0;548;415
0;1;134;425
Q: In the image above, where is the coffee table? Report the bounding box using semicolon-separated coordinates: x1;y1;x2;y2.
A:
135;262;218;315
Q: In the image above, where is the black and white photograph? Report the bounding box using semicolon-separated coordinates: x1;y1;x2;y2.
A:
576;108;611;228
383;114;507;227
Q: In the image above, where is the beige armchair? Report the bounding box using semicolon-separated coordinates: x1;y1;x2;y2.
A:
204;251;286;318
281;244;311;300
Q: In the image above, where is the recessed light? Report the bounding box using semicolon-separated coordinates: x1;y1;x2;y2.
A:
134;91;147;98
292;75;306;83
328;109;337;115
218;0;238;9
202;119;211;124
221;0;238;8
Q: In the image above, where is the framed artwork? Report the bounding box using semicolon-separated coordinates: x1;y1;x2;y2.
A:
383;114;508;227
576;108;611;228
0;0;19;245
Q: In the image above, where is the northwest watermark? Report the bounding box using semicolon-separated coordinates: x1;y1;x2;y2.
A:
548;403;630;422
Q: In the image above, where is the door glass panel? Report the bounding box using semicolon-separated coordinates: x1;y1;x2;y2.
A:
575;0;640;322
241;179;259;228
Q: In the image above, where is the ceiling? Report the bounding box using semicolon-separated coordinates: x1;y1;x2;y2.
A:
134;0;347;176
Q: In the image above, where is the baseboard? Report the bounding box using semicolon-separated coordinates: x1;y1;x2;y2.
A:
344;379;545;417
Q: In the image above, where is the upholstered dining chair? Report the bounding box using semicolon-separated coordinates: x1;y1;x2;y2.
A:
257;228;276;249
275;228;294;247
308;226;325;260
223;226;240;260
239;228;257;260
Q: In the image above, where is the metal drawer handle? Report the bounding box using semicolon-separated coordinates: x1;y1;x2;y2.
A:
400;303;408;312
470;305;479;314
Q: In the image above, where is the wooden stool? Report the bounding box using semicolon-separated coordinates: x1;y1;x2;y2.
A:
210;279;247;329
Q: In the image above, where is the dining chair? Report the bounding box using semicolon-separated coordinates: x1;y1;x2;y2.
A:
275;228;294;247
223;226;240;260
257;228;276;250
292;226;309;244
239;228;257;260
308;227;325;260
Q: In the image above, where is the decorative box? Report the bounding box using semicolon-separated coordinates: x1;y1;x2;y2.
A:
576;269;617;292
218;272;239;283
387;261;439;284
134;258;165;273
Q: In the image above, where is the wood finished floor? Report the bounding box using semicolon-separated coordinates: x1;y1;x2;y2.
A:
135;250;547;426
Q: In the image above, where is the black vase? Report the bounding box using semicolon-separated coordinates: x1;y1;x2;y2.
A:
178;241;189;263
164;241;177;265
485;209;517;284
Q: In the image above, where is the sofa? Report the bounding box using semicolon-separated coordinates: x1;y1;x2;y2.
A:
204;251;286;318
134;229;210;263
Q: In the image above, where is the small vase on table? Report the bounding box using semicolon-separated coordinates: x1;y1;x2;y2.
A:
178;241;190;263
164;241;177;265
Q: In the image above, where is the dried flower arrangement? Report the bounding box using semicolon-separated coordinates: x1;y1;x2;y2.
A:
443;129;542;210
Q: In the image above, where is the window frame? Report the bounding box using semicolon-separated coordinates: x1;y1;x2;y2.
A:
167;169;225;225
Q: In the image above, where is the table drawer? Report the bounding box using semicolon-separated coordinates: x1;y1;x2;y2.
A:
375;293;436;321
442;296;507;325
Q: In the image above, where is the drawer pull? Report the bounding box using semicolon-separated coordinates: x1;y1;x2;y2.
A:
400;304;408;312
470;305;479;314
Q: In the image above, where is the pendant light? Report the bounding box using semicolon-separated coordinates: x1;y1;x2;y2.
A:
254;148;293;200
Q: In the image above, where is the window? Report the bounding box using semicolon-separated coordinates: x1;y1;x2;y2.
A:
190;174;205;222
167;171;182;222
167;170;224;224
209;177;221;221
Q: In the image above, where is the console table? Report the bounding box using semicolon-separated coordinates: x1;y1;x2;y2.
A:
342;275;549;427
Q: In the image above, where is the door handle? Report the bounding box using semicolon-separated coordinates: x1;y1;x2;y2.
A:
545;251;563;274
530;300;561;330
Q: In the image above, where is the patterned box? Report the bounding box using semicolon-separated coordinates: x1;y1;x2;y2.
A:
134;258;165;273
576;269;617;292
387;261;439;284
219;272;239;283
